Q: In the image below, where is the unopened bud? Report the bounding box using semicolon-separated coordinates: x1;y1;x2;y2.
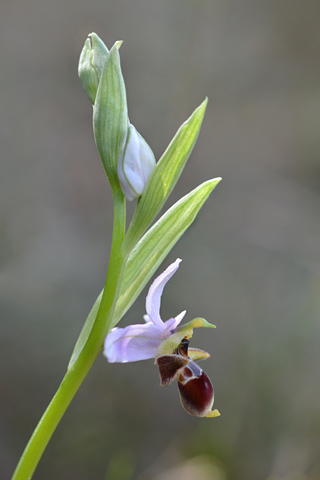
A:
78;33;109;104
117;124;156;201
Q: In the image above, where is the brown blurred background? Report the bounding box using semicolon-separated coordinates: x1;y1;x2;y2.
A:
1;1;320;479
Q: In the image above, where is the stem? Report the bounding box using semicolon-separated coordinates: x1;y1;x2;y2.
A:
12;188;126;480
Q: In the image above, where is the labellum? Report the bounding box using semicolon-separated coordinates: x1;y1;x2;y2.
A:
156;338;219;418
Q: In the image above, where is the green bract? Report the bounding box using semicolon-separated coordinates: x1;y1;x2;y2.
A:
123;99;209;251
93;43;129;187
115;177;221;326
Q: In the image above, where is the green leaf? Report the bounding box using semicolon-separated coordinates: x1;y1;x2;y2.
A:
113;177;221;326
93;43;128;187
123;99;208;251
67;291;103;370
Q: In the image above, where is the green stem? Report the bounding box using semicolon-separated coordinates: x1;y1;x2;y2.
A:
12;188;126;480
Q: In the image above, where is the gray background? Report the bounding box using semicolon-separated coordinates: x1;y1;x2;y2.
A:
1;1;320;479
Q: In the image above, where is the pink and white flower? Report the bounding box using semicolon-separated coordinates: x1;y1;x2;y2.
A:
104;259;185;362
104;259;220;418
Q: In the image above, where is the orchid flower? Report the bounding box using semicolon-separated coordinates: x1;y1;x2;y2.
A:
104;259;220;418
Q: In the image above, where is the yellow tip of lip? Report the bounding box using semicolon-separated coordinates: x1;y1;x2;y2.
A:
205;409;221;418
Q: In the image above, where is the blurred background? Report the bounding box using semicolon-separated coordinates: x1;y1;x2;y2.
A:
1;1;320;479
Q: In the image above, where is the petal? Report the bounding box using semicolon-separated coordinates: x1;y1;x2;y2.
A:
188;347;211;362
161;310;186;338
145;258;182;328
155;354;189;385
104;323;163;363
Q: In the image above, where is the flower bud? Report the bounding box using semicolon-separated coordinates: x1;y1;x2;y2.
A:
117;124;156;201
78;33;109;104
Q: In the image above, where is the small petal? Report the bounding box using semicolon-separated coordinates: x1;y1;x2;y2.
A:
155;354;189;385
104;323;163;363
145;258;182;327
161;311;186;338
188;348;211;362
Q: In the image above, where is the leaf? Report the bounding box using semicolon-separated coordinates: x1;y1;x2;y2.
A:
123;99;208;251
113;177;221;326
67;291;103;370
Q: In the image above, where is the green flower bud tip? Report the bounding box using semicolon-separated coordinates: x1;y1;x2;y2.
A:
117;124;156;201
78;33;109;104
